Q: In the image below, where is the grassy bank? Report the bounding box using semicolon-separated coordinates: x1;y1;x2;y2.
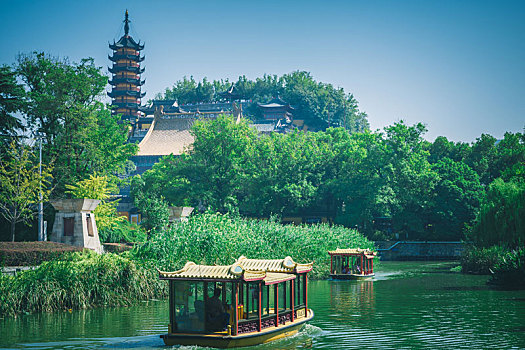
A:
132;213;375;279
0;251;167;317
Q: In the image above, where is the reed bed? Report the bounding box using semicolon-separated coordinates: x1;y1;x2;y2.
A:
0;251;167;316
1;213;373;316
133;213;375;279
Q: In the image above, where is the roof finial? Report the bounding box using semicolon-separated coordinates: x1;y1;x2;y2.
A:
124;10;130;36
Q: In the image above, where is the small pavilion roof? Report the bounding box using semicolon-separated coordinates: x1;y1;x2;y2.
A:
235;256;313;274
158;261;295;285
258;96;295;110
328;248;377;258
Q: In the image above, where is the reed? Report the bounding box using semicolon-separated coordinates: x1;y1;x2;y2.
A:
132;213;375;279
0;251;167;316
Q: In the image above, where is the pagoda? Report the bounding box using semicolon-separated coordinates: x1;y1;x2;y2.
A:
108;10;145;123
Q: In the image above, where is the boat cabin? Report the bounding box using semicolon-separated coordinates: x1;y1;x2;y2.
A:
328;248;377;280
159;256;314;348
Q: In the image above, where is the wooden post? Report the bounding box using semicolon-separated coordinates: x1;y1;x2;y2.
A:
168;281;174;333
234;282;238;336
371;257;374;273
360;255;363;275
330;255;333;274
258;282;262;331
291;279;295;321
304;274;308;311
275;284;279;327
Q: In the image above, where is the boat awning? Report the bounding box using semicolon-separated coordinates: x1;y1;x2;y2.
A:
158;261;297;284
235;256;313;274
328;248;377;257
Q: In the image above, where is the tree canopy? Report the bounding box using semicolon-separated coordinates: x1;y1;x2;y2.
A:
157;71;369;133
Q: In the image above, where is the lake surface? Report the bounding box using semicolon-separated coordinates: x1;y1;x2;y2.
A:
1;261;525;349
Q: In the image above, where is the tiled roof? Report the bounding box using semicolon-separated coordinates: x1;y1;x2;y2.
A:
158;261;296;285
235;256;313;274
328;248;377;258
137;116;195;156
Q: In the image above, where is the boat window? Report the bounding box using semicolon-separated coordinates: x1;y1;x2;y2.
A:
238;281;259;320
278;282;287;312
173;281;205;332
262;284;271;316
295;275;303;307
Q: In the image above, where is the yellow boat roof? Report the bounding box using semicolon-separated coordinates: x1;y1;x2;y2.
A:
158;261;296;285
235;256;313;274
328;248;377;258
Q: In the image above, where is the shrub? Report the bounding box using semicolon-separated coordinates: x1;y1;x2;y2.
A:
0;242;83;266
132;212;375;279
489;247;525;288
460;245;507;274
98;220;146;244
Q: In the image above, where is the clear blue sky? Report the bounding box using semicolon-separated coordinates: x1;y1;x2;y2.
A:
1;0;523;142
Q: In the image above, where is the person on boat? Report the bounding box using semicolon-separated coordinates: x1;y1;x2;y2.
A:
342;265;349;274
206;288;230;331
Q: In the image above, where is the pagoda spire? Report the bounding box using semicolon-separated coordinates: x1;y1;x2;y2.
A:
108;10;145;124
124;10;130;36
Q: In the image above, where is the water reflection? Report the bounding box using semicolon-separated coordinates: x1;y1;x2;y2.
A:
328;280;375;320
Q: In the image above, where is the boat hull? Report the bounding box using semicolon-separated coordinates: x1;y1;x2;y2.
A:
161;309;314;348
330;273;375;280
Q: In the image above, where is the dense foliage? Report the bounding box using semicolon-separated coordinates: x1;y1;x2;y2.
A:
469;178;525;248
460;245;508;275
158;72;369;133
132;212;375;279
0;141;52;241
136;116;524;241
489;247;525;288
0;52;137;240
0;251;166;316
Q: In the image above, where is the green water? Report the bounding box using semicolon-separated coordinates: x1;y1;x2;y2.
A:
1;262;524;349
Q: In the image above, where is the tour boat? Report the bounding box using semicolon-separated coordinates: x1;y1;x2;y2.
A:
328;248;377;280
158;256;314;348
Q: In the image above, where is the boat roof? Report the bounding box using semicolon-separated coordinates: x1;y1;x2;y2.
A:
328;248;377;258
158;261;296;285
235;256;313;274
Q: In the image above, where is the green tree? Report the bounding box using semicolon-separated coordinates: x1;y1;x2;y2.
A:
470;178;525;248
380;121;437;238
15;53;137;195
0;65;25;136
130;176;169;235
426;158;483;240
0;141;52;241
184;115;258;212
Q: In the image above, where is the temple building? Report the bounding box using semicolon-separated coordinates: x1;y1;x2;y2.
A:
108;10;145;124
